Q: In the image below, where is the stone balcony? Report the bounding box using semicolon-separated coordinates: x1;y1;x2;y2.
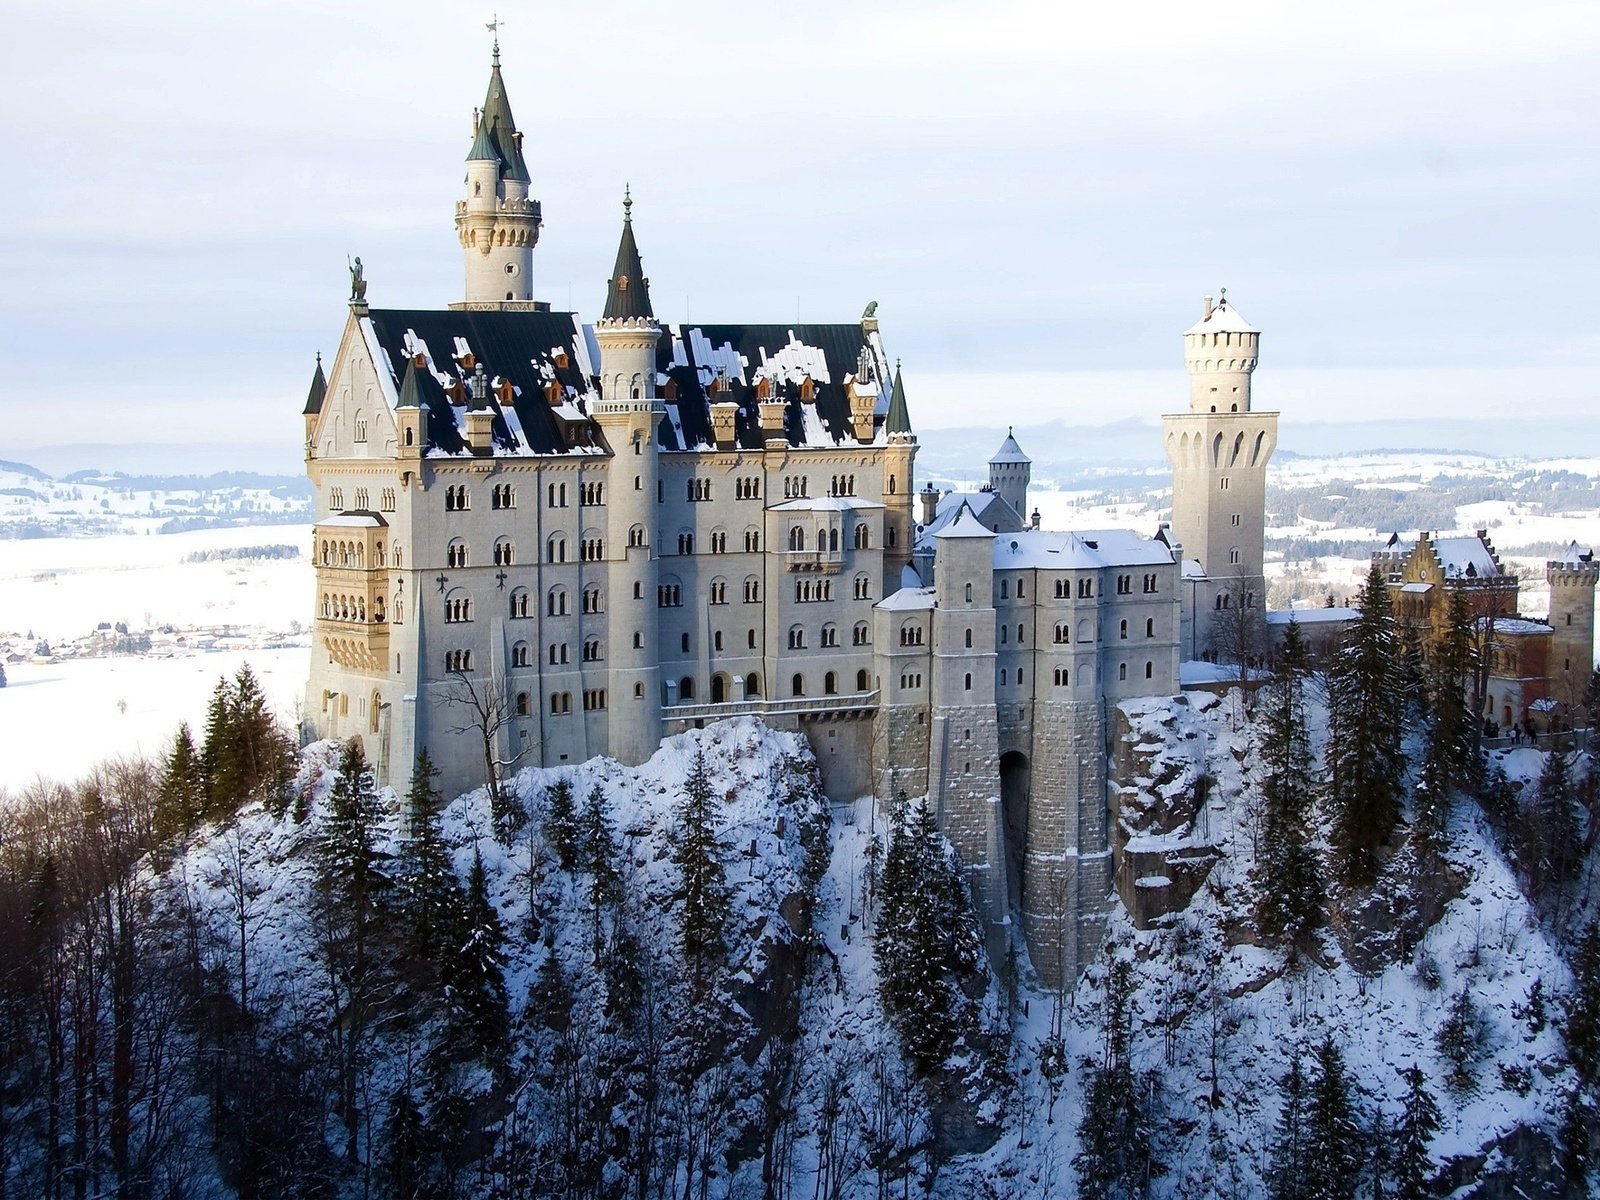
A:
785;549;844;574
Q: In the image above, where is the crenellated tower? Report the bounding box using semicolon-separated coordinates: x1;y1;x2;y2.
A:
1162;293;1278;658
1547;544;1599;708
591;192;665;763
454;40;542;309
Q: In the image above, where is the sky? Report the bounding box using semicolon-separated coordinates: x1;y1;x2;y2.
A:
1;0;1598;474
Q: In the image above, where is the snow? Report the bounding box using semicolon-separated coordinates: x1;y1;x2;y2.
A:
1183;298;1258;336
993;527;1175;569
1431;535;1502;578
0;644;308;795
932;502;996;539
1265;606;1360;625
875;586;937;612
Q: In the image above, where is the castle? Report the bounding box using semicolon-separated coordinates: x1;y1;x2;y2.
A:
300;49;1276;984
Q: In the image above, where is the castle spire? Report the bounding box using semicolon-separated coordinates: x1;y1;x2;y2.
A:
602;189;654;321
302;352;327;416
885;359;912;436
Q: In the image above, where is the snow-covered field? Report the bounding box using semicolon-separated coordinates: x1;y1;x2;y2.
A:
0;524;312;641
0;645;309;795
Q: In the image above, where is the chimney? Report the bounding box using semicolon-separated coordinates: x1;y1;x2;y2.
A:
710;401;740;449
1031;508;1041;530
919;484;940;527
1203;296;1214;320
759;400;787;448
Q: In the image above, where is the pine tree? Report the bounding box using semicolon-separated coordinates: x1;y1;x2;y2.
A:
1074;958;1157;1199
544;778;580;870
200;674;239;813
1435;990;1481;1094
1269;1051;1311;1200
1327;564;1409;886
1531;749;1580;885
1428;586;1478;780
1390;1064;1439;1200
579;784;623;957
377;1084;431;1200
672;749;730;987
1564;917;1600;1089
396;750;461;993
443;849;509;1071
1557;1085;1593;1186
1256;618;1324;947
156;722;206;838
1305;1035;1362;1200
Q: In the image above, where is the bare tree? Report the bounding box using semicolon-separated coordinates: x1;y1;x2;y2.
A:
436;667;526;818
1208;572;1269;684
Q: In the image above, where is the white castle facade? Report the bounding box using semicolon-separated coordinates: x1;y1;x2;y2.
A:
300;52;1270;984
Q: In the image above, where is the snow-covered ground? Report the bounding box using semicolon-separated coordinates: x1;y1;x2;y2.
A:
0;644;309;795
0;524;312;641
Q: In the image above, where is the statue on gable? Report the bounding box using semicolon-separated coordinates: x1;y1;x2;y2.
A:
348;256;368;303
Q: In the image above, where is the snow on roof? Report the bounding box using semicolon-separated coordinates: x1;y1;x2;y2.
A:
1400;582;1433;593
1179;660;1268;685
988;431;1030;464
1181;559;1207;580
991;528;1174;569
317;513;388;528
1265;607;1359;625
1482;617;1551;636
1553;540;1595;566
876;586;937;612
768;496;885;513
899;563;922;590
934;503;997;540
1184;298;1257;337
1431;536;1501;578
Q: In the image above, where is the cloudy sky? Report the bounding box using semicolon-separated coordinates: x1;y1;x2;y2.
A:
2;0;1597;473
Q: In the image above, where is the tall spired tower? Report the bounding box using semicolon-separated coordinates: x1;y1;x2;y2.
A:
453;40;542;309
1162;294;1278;658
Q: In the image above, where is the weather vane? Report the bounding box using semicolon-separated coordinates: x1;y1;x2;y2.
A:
486;13;503;61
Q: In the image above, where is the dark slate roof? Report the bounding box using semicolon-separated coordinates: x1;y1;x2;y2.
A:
885;362;912;435
465;115;498;163
364;309;597;456
395;359;423;408
602;200;654;321
302;355;327;416
475;60;530;183
654;323;888;452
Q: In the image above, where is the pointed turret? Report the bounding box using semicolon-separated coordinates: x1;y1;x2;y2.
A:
455;47;541;307
395;358;423;408
885;359;912;437
988;426;1031;520
302;353;327;416
602;189;654;322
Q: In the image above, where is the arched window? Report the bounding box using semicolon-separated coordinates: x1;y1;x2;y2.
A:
1119;663;1128;681
679;676;695;700
853;621;870;646
512;641;531;667
791;673;805;697
965;583;973;603
745;527;760;553
965;628;973;648
1145;661;1154;679
857;669;870;691
629;525;647;548
789;526;805;551
583;586;603;614
824;671;838;695
509;588;531;619
515;692;531;716
546;587;568;616
744;576;761;603
964;673;972;690
821;624;838;647
854;523;870;549
547;535;567;563
447;539;468;568
493;537;515;566
1120;620;1128;640
1146;618;1155;638
788;625;806;650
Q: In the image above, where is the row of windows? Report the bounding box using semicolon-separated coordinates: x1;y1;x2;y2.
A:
318;538;392;568
734;477;761;500
321;593;386;623
331;486;379;511
445;484;470;511
796;579;834;603
1214;592;1258;610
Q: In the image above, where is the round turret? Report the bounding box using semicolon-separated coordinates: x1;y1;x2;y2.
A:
1184;292;1259;413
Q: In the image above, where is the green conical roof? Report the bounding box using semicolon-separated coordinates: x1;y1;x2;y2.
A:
477;58;530;183
602;192;654;321
466;113;498;162
885;360;912;435
395;359;423;409
302;354;327;415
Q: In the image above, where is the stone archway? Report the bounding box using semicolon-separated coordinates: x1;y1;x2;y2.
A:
1000;751;1031;915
